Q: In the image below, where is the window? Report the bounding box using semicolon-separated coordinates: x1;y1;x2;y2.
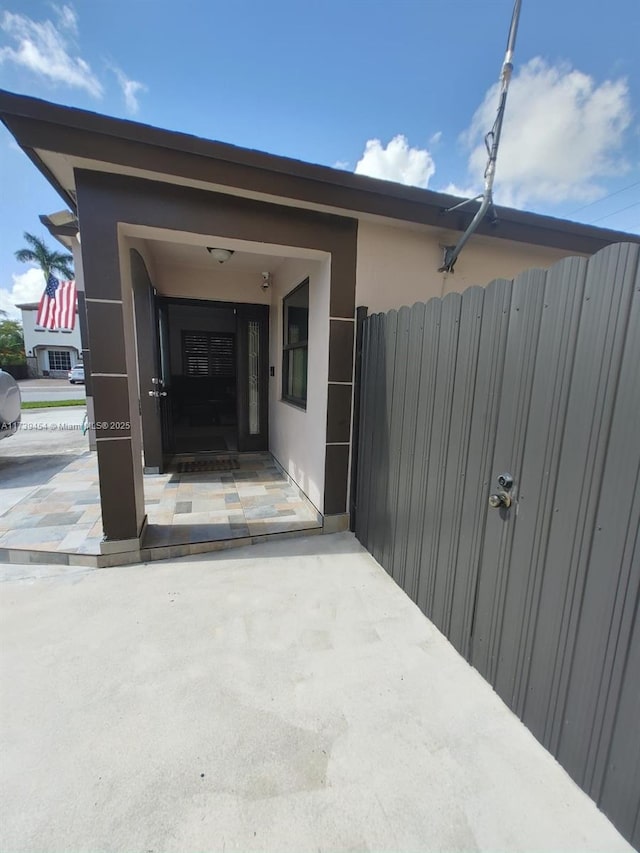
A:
182;331;235;377
282;279;309;408
48;350;71;371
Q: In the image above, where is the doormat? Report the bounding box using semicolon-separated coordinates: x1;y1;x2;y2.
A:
175;457;240;473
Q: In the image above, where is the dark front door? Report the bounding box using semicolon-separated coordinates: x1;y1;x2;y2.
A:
153;298;269;457
236;304;269;452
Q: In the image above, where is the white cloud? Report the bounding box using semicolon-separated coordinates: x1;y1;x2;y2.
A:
0;268;45;319
461;58;632;207
429;131;443;146
0;7;102;97
354;135;436;188
53;4;78;34
333;159;350;171
111;66;147;114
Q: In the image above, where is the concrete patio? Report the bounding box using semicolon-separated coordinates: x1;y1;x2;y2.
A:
0;533;631;853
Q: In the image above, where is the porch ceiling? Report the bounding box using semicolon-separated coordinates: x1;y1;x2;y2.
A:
130;229;329;302
146;239;289;274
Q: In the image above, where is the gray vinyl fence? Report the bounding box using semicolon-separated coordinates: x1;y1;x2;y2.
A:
355;242;640;847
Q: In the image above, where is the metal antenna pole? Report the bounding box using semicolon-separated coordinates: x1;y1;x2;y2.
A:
439;0;523;273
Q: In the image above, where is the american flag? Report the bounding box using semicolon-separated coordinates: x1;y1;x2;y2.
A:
36;275;77;330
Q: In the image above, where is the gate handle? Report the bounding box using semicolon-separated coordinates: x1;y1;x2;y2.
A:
489;491;512;509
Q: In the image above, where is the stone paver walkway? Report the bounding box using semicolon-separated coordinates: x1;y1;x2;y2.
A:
0;452;320;557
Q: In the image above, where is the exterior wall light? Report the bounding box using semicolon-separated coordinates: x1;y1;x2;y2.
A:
207;247;234;264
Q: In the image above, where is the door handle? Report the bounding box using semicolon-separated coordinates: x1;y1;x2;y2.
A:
148;390;167;398
489;491;512;509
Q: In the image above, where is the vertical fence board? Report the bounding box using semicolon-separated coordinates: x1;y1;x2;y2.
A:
416;293;462;619
403;299;442;604
361;313;386;560
392;303;426;592
589;259;640;840
557;247;640;800
372;310;398;566
384;306;411;579
448;278;512;656
494;256;587;713
524;244;639;757
349;306;369;531
354;314;376;546
431;287;484;635
363;312;382;559
471;267;547;685
598;579;640;848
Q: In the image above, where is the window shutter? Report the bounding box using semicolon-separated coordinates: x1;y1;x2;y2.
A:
183;332;235;377
208;334;235;377
183;332;210;376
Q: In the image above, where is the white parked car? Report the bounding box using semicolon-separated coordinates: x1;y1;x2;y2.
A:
68;364;85;384
0;369;21;440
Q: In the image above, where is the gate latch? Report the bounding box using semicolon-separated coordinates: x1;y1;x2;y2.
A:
489;491;512;509
497;472;514;489
489;472;514;508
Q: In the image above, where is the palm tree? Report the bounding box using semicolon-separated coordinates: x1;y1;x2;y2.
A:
15;232;74;281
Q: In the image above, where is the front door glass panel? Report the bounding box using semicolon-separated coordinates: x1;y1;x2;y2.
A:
248;319;260;435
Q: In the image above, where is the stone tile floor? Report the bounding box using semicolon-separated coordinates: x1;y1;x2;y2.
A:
0;452;103;555
143;453;322;548
0;452;321;556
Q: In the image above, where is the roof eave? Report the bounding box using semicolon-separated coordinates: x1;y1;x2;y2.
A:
1;89;637;256
39;213;79;250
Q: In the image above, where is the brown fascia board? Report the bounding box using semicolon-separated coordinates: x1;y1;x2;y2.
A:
39;211;77;233
1;89;638;256
39;213;78;250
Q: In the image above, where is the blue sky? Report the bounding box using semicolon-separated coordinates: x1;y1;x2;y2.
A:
1;0;639;316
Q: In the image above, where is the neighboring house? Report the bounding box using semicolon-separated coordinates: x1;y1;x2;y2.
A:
1;89;638;550
16;301;82;378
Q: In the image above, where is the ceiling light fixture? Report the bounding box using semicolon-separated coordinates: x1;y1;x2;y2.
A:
207;247;234;264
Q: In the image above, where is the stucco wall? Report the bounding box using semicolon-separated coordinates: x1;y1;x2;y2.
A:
21;308;82;362
154;265;271;305
355;220;582;314
126;237;158;284
269;256;330;513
